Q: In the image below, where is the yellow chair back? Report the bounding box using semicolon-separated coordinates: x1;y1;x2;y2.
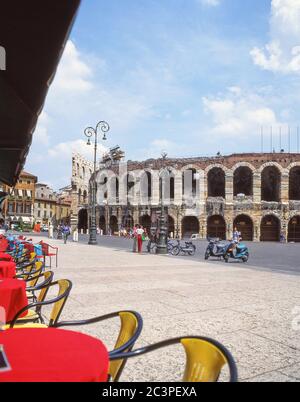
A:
181;338;227;382
109;312;139;381
27;261;43;287
48;279;72;326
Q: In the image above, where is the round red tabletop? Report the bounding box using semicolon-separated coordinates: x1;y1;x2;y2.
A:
0;261;16;279
0;328;109;382
0;253;13;262
0;279;27;322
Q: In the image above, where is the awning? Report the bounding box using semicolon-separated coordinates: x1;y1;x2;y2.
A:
0;0;81;186
10;216;32;223
18;190;23;197
26;190;31;198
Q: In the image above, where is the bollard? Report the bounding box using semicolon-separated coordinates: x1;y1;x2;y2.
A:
73;229;78;242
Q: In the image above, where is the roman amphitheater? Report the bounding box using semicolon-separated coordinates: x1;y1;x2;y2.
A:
71;152;300;242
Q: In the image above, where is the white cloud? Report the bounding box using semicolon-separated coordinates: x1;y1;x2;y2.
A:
53;40;93;92
198;0;220;6
250;0;300;74
33;112;50;145
202;88;281;139
48;139;108;160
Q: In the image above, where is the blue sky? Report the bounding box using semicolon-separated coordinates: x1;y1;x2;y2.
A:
25;0;300;189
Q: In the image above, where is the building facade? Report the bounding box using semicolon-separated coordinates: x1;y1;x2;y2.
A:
2;171;37;226
56;186;72;224
34;183;57;224
70;153;94;233
78;152;300;242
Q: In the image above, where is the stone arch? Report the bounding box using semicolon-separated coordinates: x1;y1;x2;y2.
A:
231;162;256;172
233;166;253;196
258;161;283;173
233;214;253;241
139;214;151;233
99;215;106;234
109;215;119;234
182;167;198;201
289;166;300;200
182;216;200;238
207;215;226;240
288;215;300;242
168;215;175;238
78;208;88;233
123;214;134;230
140;170;152;203
260;214;281;242
159;169;175;204
261;165;281;202
207;167;226;198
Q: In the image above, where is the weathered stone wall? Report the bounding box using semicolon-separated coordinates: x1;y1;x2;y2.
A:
89;153;300;241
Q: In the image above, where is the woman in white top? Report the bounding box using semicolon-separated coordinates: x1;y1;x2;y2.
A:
136;225;144;253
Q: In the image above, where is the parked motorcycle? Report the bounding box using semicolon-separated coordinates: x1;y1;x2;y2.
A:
205;238;229;260
172;240;196;256
223;241;249;263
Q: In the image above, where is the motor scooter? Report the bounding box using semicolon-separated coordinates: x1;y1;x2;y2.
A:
224;241;249;263
205;238;228;260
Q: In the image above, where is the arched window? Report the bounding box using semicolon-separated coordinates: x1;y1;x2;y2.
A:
208;168;225;198
160;170;175;204
182;169;197;201
289;167;300;200
234;167;253;196
261;166;281;202
140;171;152;203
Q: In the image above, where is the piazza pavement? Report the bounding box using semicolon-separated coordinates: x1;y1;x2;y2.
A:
39;235;300;382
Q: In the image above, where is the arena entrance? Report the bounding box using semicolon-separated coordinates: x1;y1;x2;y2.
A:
288;216;300;243
168;216;175;238
260;215;280;242
207;215;226;240
99;216;106;235
233;215;253;241
78;209;88;233
182;216;199;238
110;216;119;235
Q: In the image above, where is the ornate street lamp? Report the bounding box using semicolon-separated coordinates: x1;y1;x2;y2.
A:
156;152;168;254
84;121;110;245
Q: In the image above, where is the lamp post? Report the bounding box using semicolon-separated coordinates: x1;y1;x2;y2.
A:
84;121;110;245
156;152;168;255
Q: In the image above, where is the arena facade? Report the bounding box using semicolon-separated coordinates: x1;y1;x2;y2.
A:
71;151;300;242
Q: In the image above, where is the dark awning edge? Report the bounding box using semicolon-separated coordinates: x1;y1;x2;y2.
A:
0;0;82;187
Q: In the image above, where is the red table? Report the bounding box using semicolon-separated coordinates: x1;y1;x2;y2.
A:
0;328;109;382
0;261;16;279
0;279;28;322
0;253;13;262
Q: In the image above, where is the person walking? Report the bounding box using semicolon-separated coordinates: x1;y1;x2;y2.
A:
62;223;71;244
136;225;144;254
132;225;138;252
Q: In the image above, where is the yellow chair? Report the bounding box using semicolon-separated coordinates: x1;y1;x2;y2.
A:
26;270;54;301
110;336;238;382
8;279;72;328
54;310;143;382
16;258;41;281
